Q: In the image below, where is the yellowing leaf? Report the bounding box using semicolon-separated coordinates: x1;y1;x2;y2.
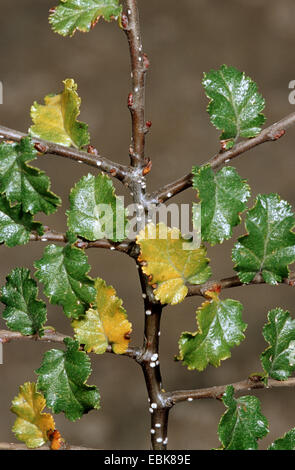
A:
11;382;56;449
30;79;90;149
136;223;211;305
72;278;132;354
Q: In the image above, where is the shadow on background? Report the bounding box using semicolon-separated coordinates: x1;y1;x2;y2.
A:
0;0;295;449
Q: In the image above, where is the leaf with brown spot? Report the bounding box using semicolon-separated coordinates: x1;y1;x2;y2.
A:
136;223;211;305
11;382;56;449
72;278;132;354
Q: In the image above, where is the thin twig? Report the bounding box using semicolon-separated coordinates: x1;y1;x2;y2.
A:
0;125;132;184
123;0;148;170
136;268;170;450
0;329;141;361
186;272;295;297
123;0;150;206
25;228;134;255
165;377;295;405
150;111;295;203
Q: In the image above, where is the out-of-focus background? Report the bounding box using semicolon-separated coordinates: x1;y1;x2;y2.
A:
0;0;295;450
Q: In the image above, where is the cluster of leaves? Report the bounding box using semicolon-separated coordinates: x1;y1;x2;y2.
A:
2;0;295;450
217;383;295;450
214;305;295;450
0;9;131;444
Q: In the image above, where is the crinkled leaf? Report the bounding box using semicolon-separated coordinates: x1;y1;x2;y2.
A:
261;308;295;381
36;338;100;421
0;138;61;215
218;385;269;450
73;278;132;354
136;223;211;305
67;173;127;242
0;195;43;247
192;164;250;245
11;382;55;449
34;242;96;319
178;292;246;371
30;79;89;149
49;0;123;36
232;194;295;284
1;268;47;336
203;65;265;148
268;428;295;450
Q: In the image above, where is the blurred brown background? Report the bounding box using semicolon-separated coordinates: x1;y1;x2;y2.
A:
1;0;295;450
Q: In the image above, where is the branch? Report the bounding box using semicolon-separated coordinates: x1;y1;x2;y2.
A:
0;442;96;450
26;227;133;255
0;125;132;184
0;329;141;361
187;272;295;297
150;111;295;203
165;377;295;405
123;0;148;169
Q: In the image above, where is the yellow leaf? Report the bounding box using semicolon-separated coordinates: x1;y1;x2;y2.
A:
30;78;90;149
136;223;211;305
11;382;56;449
72;278;132;354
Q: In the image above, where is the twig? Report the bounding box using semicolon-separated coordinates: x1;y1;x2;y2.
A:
137;268;169;450
0;442;96;450
25;228;134;255
123;0;147;170
123;0;150;207
186;272;295;297
0;125;132;184
0;329;141;361
165;377;295;405
150;111;295;203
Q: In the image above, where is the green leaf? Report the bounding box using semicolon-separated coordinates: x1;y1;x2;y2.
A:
203;65;265;147
49;0;123;37
178;292;246;371
136;223;211;305
72;278;132;354
36;338;100;421
67;173;127;242
232;194;295;284
30;79;90;149
11;382;56;449
261;308;295;381
192;165;250;245
268;428;295;450
0;138;61;215
34;242;96;319
0;195;43;247
218;385;269;450
1;268;47;336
